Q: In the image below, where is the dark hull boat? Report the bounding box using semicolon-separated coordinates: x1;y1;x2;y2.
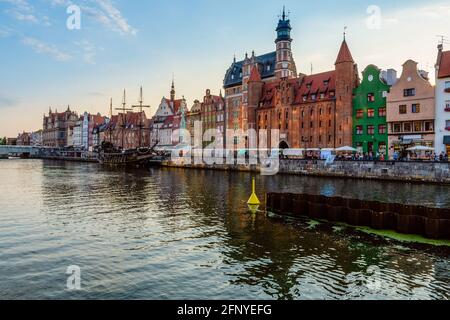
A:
96;142;159;167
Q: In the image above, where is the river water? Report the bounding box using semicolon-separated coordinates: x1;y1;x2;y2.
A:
0;159;448;300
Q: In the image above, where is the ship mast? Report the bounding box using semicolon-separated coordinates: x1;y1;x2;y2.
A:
116;89;133;150
132;86;151;148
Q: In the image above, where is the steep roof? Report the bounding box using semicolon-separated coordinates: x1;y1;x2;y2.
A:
438;51;450;79
335;40;354;64
224;52;276;88
249;65;262;82
295;70;336;104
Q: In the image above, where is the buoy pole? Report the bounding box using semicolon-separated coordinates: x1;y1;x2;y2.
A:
247;177;261;206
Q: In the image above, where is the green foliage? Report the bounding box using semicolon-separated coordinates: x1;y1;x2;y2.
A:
0;137;6;145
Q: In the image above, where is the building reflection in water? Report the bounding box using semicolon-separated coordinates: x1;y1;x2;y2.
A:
34;160;449;299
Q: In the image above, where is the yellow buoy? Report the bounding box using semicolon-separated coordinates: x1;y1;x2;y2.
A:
247;177;261;206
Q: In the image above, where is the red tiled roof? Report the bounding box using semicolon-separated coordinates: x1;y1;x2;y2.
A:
438;51;450;79
335;40;354;64
295;70;336;104
164;98;183;114
249;65;262;82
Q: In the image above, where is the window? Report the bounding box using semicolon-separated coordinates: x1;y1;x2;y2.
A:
399;105;407;114
445;81;450;89
445;101;450;111
356;109;364;118
356;125;363;135
425;121;434;132
404;88;416;97
446;120;450;129
310;122;313;128
378;124;387;134
329;91;335;98
393;123;402;133
329;120;332;127
367;125;375;135
319;109;323;115
403;122;412;132
320;93;325;99
302;95;307;102
412;104;420;113
368;109;375;118
379;108;386;117
319;121;323;127
367;93;375;102
311;94;317;100
414;122;422;132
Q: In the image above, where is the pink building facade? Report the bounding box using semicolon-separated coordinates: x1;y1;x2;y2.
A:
387;60;435;158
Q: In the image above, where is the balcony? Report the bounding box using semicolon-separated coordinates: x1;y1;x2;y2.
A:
446;127;450;131
445;88;450;93
445;107;450;112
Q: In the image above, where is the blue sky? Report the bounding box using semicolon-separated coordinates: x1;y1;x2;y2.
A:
1;0;449;136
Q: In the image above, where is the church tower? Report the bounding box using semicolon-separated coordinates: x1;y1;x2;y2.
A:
275;7;295;79
170;78;176;101
335;32;359;147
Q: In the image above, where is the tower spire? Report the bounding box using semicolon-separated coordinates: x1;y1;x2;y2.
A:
282;5;286;20
170;75;176;101
343;26;347;41
109;98;113;118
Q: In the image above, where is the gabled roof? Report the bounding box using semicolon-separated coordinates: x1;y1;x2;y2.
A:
438;51;450;79
335;40;354;64
164;98;183;114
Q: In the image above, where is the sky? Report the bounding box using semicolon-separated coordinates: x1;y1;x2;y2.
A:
0;0;450;137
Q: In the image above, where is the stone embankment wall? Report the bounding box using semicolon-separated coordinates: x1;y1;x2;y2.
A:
161;159;450;184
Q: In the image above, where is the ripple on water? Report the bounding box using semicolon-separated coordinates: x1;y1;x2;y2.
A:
0;160;449;300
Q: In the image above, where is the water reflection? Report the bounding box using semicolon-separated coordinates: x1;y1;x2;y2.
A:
0;159;448;299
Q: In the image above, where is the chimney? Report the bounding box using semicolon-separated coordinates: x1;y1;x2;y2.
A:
382;69;398;86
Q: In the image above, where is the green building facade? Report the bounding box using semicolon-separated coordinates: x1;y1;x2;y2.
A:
353;65;390;156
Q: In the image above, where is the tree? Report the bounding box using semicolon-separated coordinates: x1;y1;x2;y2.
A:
0;137;5;145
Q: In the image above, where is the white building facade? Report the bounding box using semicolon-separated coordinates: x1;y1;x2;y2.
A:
73;118;83;149
435;45;450;156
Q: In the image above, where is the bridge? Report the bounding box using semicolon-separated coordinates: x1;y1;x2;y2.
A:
0;145;53;157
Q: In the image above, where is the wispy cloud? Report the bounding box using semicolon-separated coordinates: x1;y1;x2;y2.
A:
47;0;137;35
95;0;137;35
0;95;19;108
74;39;103;64
1;0;51;25
21;36;72;61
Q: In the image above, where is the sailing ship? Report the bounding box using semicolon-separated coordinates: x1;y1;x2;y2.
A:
96;88;160;166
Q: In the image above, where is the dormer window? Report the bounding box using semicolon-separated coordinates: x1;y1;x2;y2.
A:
320;93;325;99
329;91;335;98
311;94;316;100
323;80;329;86
404;88;416;97
231;75;235;80
302;95;307;102
306;84;312;90
267;65;271;71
